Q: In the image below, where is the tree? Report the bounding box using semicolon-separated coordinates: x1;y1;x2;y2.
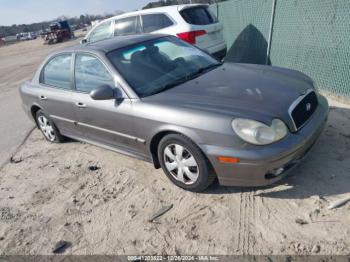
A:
80;15;85;24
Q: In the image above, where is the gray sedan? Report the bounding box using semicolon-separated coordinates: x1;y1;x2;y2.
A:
20;34;329;192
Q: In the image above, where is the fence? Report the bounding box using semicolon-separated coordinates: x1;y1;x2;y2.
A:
211;0;350;100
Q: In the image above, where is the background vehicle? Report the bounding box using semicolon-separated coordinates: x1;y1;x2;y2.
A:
81;4;227;60
19;33;30;41
41;20;74;45
17;32;36;41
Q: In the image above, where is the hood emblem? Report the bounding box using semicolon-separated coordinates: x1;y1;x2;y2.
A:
306;103;311;112
300;90;307;95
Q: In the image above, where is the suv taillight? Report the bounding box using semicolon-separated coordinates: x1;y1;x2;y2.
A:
176;30;206;44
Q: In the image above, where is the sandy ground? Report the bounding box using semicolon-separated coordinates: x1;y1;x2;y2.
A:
0;30;86;167
0;33;350;256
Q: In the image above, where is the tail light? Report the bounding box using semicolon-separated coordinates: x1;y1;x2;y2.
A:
176;30;207;44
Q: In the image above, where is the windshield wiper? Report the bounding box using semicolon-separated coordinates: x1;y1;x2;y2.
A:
149;63;223;96
187;62;223;80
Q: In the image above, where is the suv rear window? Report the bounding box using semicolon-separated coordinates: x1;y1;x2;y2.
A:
180;7;218;25
141;14;174;33
114;16;141;36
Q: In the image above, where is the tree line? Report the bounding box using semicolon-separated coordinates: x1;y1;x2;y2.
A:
0;14;115;38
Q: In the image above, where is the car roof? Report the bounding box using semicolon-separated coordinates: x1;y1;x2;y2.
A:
62;34;168;54
83;4;209;42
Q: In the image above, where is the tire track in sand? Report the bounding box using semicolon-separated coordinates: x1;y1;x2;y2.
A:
236;189;257;254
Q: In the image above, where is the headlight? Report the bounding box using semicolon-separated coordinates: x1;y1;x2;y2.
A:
232;118;288;145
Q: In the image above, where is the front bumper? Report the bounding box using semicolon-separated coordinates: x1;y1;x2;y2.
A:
202;95;329;187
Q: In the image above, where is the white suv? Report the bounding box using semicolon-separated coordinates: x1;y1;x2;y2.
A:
82;4;227;60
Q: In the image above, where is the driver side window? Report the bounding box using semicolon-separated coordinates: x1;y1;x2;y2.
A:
75;54;114;93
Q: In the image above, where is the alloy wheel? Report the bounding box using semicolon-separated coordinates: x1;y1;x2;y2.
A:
37;115;56;141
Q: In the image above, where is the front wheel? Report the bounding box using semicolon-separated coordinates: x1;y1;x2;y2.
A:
158;134;216;192
36;110;65;143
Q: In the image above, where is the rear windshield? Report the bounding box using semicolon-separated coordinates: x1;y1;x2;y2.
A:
180;6;218;25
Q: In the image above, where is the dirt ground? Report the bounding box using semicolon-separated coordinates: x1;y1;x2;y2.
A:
0;34;350;256
0;30;87;167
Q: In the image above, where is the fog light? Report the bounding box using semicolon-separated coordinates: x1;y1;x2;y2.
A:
272;167;285;176
265;167;285;179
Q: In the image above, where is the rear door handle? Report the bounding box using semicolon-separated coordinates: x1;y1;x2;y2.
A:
39;95;47;100
75;102;86;108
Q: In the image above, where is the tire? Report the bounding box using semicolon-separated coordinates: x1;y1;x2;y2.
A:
158;134;216;192
35;110;65;143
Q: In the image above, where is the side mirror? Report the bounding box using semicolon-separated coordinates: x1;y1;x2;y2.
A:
90;85;115;100
80;39;87;44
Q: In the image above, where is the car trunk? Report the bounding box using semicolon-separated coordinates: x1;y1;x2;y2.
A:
178;5;224;50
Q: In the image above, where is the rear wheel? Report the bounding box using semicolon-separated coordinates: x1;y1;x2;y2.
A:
35;110;65;143
158;134;216;192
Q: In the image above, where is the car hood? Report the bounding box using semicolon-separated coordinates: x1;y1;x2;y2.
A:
143;63;315;129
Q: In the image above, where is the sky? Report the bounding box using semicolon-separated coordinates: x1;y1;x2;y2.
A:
0;0;152;26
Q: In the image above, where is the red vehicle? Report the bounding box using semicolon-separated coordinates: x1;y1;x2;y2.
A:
42;21;74;45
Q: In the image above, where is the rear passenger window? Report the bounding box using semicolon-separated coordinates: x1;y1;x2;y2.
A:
180;7;218;25
115;16;141;35
141;14;173;33
88;21;113;43
42;54;72;89
75;54;114;93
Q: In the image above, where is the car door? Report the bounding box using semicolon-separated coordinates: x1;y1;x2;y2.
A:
38;53;79;137
71;53;143;155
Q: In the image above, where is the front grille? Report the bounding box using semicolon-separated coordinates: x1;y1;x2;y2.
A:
290;90;318;130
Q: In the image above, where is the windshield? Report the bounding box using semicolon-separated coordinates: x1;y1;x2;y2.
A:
107;36;221;97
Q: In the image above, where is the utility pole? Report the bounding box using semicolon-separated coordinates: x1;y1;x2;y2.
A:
266;0;277;65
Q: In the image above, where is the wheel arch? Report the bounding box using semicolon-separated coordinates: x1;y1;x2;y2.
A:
148;126;203;169
30;104;43;127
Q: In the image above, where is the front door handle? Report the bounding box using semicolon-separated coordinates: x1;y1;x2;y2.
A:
75;102;86;108
39;95;47;100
